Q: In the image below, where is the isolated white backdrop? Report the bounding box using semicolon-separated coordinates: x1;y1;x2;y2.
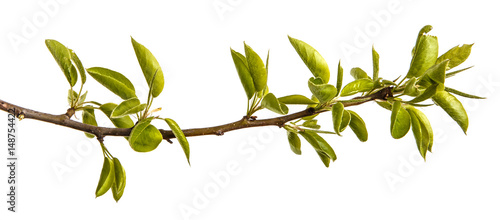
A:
1;0;499;219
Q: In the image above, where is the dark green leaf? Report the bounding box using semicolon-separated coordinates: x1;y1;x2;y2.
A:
406;27;439;78
278;95;318;105
230;48;255;100
336;60;343;94
347;110;368;142
372;46;380;80
445;87;485;99
111;158;126;202
288;36;330;83
390;101;411;139
82;108;98;138
45;39;78;87
287;131;301;155
129;118;163;152
131;37;164;98
436;44;473;70
340;79;374;97
308;77;337;104
70;49;86;84
165;118;190;165
432;91;468;134
350;67;370;80
95;157;115;198
244;43;267;92
100;103;135;128
87;67;137;100
262;93;289;115
111;98;146;118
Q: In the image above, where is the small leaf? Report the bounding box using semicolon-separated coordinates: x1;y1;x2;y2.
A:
408;83;441;103
390;101;411;139
417;60;449;88
340;78;374;97
100;103;135;128
331;102;344;135
403;77;420;97
262;93;289;115
45;39;78;87
70;49;86;85
87;67;137;100
299;130;336;163
82;108;98;138
278;95;318;105
445;87;485;99
336;60;343;94
436;44;473;70
287;131;301;155
350;67;370;80
376;100;393;111
432;91;468;134
230;48;255;100
77;91;88;106
372;46;380;80
288;36;330;83
129;118;163;152
308;77;337;104
406;27;439;78
67;89;79;106
244;43;267;92
339;110;351;133
407;106;434;152
446;66;473;78
111;98;146;118
408;108;426;159
131;37;164;98
165;118;190;165
95;157;115;198
111;158;126;202
347;110;368;142
316;151;331;168
302;120;321;129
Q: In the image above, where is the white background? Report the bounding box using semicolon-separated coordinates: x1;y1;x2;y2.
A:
1;0;500;219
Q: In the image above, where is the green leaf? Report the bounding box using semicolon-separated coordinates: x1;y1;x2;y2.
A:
100;103;135;128
288;36;330;83
347;110;368;142
129;118;163;152
302;120;321;129
432;91;468;134
316;151;331;168
70;49;86;85
406;26;439;78
95;157;115;198
230;48;255;99
408;83;441;103
111;98;146;119
331;102;345;135
436;44;473;70
77;91;88;106
299;130;337;164
68;89;78;106
262;93;289;115
390;101;411;139
376;100;393;111
45;39;78;87
340;79;374;97
411;25;434;57
82;108;98;138
350;67;370;80
408;108;426;159
111;158;126;202
445;87;485;99
403;77;420;97
87;67;137;100
165;118;190;165
278;95;318;105
131;37;164;98
407;106;434;152
446;66;473;78
336;60;343;94
308;77;337;104
287;131;301;155
418;60;449;88
244;43;267;92
372;46;380;80
339;110;351;133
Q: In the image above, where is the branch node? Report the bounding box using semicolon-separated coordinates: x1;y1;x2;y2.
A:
215;130;224;136
65;108;75;119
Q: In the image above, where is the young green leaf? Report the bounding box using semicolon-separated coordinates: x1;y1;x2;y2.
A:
406;28;439;78
432;91;468;134
445;87;485;99
87;67;137;100
82;108;98;138
299;130;337;163
262;93;289;115
308;77;337;104
45;39;78;87
350;67;370;80
278;95;318;105
407;106;434;152
165;118;190;165
68;89;79;106
446;66;473;78
95;157;115;198
390;101;411;139
230;48;255;100
336;60;344;94
332;102;344;135
131;37;164;98
77;91;88;106
100;103;135;128
340;78;374;97
436;44;473;70
288;36;330;83
70;49;86;85
339;110;351;133
244;43;268;92
408;109;426;159
111;98;146;119
417;60;449;88
111;158;126;202
403;77;420;97
302;119;321;129
347;110;368;142
316;151;331;168
129;118;163;152
287;131;301;155
372;45;380;80
408;83;441;104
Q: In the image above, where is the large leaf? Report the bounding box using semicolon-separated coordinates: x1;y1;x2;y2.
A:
340;78;374;97
165;118;190;165
244;43;267;92
45;39;78;87
347;110;368;142
87;67;136;100
432;91;468;134
406;26;439;78
262;93;289;115
287;131;301;155
95;157;115;198
129;118;163;152
111;98;146;119
131;37;165;97
82;108;98;138
278;95;318;105
390;101;411;139
288;36;330;83
100;103;135;128
308;77;337;104
111;158;126;202
436;44;473;70
230;48;255;99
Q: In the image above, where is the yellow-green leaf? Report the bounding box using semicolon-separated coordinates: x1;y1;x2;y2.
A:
262;93;289;115
308;77;337;104
111;98;146;119
332;102;344;135
436;44;473;70
340;78;374;97
100;103;135;128
230;48;255;100
432;91;468;134
287;131;301;155
278;94;318;105
417;60;449;88
45;39;78;87
129;118;163;152
131;37;164;98
111;158;126;202
350;67;370;80
70;49;86;84
87;67;137;100
288;36;330;83
336;60;344;94
82;108;98;138
407;106;434;152
347;110;368;142
372;46;380;80
408;108;426;159
95;157;115;198
406;26;439;78
165;118;190;165
390;101;411;139
244;43;267;92
299;130;336;165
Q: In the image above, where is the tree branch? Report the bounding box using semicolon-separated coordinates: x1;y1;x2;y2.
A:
0;87;392;141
